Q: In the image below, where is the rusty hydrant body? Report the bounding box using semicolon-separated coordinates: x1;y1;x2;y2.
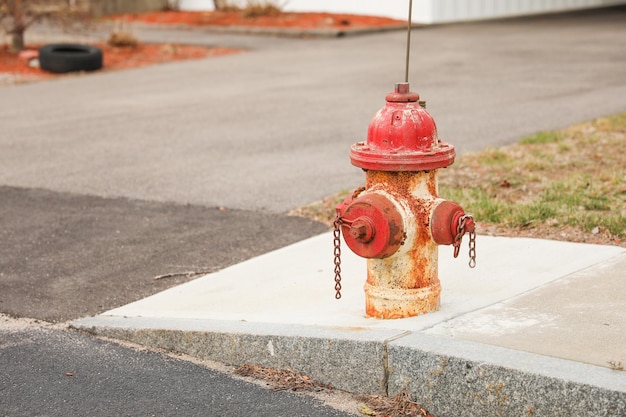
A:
336;82;474;319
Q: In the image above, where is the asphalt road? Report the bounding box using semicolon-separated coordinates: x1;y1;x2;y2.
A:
0;321;358;417
0;186;326;322
5;7;626;212
1;6;626;417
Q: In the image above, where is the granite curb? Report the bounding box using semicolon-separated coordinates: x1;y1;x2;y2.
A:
72;316;626;417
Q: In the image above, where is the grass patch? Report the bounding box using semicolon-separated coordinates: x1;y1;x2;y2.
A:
290;113;625;247
439;113;625;244
518;130;563;145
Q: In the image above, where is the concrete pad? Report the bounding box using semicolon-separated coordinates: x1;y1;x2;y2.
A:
97;234;623;333
74;235;626;416
426;252;626;369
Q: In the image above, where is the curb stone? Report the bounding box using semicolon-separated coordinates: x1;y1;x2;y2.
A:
72;316;626;417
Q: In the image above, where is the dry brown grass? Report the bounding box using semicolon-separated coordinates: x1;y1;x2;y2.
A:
234;364;436;416
357;389;435;417
107;30;139;48
214;0;285;18
234;364;332;392
241;1;283;18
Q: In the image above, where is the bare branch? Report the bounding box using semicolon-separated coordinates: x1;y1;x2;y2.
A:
1;0;92;51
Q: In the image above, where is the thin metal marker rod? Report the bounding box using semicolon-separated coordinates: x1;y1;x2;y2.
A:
405;0;413;83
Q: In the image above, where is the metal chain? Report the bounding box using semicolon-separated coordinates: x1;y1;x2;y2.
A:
453;214;477;268
452;216;466;258
468;229;477;268
333;215;343;299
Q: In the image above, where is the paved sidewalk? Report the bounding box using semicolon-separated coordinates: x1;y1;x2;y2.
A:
75;235;626;417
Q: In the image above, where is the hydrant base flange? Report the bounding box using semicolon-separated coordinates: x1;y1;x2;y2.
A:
364;281;441;319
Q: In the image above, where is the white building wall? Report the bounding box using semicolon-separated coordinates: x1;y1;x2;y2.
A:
426;0;625;23
178;0;626;23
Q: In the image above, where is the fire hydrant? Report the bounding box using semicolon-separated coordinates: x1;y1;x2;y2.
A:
334;82;476;319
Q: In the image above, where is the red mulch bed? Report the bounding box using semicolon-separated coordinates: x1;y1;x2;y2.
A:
1;11;404;85
0;43;241;85
108;10;406;30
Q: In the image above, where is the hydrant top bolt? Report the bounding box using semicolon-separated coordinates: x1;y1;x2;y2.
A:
386;82;419;103
396;82;410;94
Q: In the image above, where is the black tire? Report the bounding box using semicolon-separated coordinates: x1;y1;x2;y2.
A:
39;44;103;74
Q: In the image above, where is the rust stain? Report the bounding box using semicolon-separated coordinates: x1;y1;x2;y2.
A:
362;169;442;318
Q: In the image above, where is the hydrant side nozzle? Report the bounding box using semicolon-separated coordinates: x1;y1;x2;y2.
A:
431;200;466;246
335;191;405;259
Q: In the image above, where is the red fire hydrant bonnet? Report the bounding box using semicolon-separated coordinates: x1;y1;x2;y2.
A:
350;83;455;172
